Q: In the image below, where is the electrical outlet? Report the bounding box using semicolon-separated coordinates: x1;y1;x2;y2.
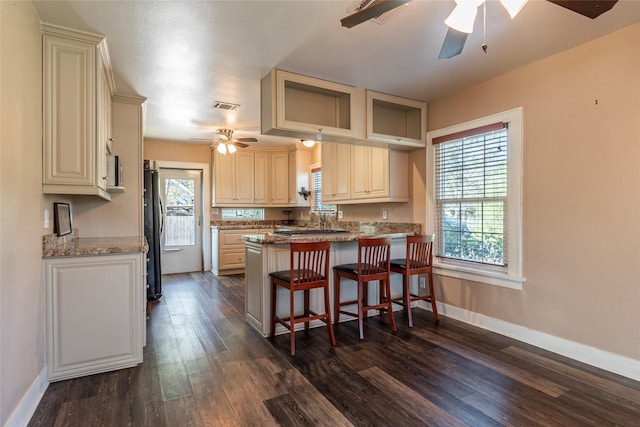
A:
44;209;50;229
382;209;388;220
338;210;343;219
419;277;426;288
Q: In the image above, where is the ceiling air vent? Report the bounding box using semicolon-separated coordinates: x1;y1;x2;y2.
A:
212;101;240;111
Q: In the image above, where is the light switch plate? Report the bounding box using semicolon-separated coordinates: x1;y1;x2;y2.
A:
338;210;344;219
382;209;388;220
44;209;49;229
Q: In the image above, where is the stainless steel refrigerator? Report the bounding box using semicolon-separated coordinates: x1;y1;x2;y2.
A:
144;168;162;300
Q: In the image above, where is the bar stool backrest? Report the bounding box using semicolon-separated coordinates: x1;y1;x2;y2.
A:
406;234;434;271
358;237;391;277
290;241;331;285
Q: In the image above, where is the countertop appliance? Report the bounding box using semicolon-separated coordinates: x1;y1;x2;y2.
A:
144;168;162;300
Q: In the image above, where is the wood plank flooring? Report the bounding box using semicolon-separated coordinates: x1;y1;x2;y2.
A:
29;272;640;426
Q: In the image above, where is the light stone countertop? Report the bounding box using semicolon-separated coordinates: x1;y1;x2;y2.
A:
43;235;148;258
242;231;416;245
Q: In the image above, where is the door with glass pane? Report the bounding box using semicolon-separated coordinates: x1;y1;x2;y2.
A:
159;168;203;274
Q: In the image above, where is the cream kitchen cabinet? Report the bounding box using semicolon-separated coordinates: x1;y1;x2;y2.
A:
212;228;272;275
44;253;144;381
366;91;427;148
322;142;409;204
261;69;365;143
213;150;255;205
42;24;114;200
288;148;311;207
351;145;389;200
254;152;269;205
269;152;290;205
321;142;351;202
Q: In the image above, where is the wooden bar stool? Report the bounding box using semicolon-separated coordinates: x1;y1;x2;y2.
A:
269;241;336;356
333;237;397;340
389;234;438;327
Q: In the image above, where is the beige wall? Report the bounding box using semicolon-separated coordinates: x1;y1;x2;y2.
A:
427;23;640;360
145;139;212;164
0;2;46;424
73;97;146;238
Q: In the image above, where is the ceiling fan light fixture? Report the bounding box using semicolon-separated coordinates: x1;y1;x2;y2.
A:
499;0;528;18
227;143;237;154
217;143;227;155
445;0;483;34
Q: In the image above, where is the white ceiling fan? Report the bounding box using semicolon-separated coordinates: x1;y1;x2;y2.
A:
191;128;257;155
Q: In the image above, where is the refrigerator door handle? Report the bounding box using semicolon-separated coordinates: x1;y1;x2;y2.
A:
159;197;165;235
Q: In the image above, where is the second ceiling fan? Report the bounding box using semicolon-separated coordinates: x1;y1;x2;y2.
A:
191;128;257;155
341;0;619;59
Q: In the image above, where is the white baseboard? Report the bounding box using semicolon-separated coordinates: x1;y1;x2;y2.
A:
419;301;640;382
4;367;48;427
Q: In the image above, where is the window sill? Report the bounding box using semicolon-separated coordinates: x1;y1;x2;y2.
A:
434;261;525;290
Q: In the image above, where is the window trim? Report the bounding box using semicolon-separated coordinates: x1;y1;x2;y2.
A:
426;107;525;290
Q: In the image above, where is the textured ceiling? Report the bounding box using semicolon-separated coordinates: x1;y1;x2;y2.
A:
32;0;640;147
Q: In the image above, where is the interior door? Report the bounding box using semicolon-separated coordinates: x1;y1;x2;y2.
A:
160;168;203;274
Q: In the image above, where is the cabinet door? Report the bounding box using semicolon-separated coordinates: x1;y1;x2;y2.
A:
96;55;110;191
350;146;389;199
45;253;143;381
43;35;97;188
270;152;289;204
254;152;269;204
368;146;389;197
322;142;351;202
350;145;369;199
214;152;236;204
234;151;255;204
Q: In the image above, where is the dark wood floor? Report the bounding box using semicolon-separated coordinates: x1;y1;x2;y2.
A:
29;272;640;426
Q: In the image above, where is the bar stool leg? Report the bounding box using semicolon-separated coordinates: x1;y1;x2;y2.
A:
304;289;310;332
385;278;397;332
324;283;336;346
333;275;341;325
428;270;439;323
289;287;296;356
357;279;365;340
405;274;414;328
270;278;277;337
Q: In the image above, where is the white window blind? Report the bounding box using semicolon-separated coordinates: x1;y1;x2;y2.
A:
311;167;335;212
434;123;508;266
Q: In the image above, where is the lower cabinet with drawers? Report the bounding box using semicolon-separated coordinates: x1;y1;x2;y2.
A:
211;228;272;275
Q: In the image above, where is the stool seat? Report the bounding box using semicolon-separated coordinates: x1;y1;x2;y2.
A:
270;241;335;356
333;237;397;340
389;259;429;270
270;270;325;284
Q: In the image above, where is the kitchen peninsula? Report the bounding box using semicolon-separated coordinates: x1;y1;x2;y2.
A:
242;222;420;336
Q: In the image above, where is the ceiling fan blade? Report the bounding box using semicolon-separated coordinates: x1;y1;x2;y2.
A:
439;28;468;60
341;0;411;28
233;142;250;148
546;0;618;19
235;137;258;143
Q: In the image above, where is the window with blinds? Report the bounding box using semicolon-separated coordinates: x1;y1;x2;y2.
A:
434;123;508;266
311;167;336;212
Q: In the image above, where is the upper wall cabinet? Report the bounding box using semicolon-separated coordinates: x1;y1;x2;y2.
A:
261;69;365;143
42;24;115;200
366;91;426;148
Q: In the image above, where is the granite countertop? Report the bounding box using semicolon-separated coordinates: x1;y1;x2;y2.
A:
43;235;148;258
211;221;275;230
242;222;421;245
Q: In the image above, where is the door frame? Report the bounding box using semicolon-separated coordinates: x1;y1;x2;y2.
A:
153;160;211;272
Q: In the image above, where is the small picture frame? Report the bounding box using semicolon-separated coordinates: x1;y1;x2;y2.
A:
53;202;72;236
